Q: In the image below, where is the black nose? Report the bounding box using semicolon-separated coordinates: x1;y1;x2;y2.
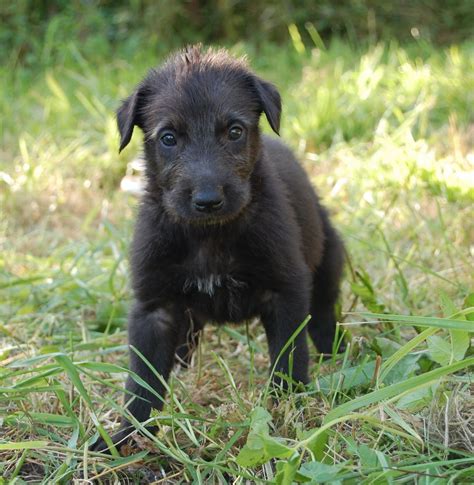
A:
193;189;224;213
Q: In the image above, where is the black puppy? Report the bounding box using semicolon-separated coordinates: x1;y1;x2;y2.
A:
93;45;344;452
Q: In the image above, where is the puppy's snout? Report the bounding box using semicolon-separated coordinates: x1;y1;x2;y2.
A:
192;187;224;213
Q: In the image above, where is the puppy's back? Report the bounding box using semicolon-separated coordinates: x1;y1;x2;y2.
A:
262;135;325;270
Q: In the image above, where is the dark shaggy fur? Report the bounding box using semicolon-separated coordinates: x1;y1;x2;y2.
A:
92;46;345;452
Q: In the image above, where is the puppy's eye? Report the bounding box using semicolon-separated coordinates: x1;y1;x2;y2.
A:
160;133;177;147
228;125;243;141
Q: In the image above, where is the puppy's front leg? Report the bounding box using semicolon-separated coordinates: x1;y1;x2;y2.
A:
261;289;310;389
125;303;179;420
91;303;179;452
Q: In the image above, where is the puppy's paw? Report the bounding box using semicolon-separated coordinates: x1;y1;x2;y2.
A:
271;372;309;394
89;427;135;455
318;338;347;359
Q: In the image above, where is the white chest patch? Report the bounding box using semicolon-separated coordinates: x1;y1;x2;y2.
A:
183;274;246;296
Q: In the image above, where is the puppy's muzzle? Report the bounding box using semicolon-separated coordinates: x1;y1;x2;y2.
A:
192;187;224;213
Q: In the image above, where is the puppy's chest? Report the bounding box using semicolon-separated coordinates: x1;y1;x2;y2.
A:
182;244;245;297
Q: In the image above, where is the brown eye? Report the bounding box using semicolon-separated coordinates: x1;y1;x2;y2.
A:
160;132;177;147
228;125;243;141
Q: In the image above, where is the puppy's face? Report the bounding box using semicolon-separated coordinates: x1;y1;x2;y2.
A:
117;46;281;225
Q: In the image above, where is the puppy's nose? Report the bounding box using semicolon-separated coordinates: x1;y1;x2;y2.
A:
193;188;224;213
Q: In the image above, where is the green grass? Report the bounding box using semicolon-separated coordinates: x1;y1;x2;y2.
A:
1;36;473;483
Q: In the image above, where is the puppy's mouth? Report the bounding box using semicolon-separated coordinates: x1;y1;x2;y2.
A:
189;211;240;226
164;200;249;227
162;185;252;226
180;206;245;226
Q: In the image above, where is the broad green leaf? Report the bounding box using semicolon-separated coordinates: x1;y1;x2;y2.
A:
318;353;421;393
427;335;451;366
439;291;471;362
380;327;436;382
235;433;294;466
262;435;294;459
236;445;267;467
358;444;380;468
298;428;328;461
450;330;470;362
346;439;387;470
297;461;345;483
382;353;421;384
275;452;301;485
439;291;458;317
316;360;376;392
373;337;401;357
396;384;436;411
247;406;271;445
464;294;474;321
236;407;271;466
236;406;293;467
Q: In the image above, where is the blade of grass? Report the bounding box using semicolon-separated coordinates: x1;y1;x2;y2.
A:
54;354;119;456
0;441;49;450
348;312;474;332
325;356;474;422
379;327;437;382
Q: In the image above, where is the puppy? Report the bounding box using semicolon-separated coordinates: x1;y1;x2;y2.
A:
92;45;344;452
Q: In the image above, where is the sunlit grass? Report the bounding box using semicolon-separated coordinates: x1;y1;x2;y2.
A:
1;39;473;482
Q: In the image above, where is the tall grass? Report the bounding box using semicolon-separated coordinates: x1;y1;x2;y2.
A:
1;35;473;482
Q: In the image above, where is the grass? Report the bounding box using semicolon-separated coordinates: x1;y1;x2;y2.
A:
1;34;473;483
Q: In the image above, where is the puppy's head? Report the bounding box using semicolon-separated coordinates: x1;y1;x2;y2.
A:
117;45;281;225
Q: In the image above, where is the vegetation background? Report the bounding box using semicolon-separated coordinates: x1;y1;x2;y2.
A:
1;1;473;483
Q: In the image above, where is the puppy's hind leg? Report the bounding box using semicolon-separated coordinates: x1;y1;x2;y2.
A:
308;212;345;355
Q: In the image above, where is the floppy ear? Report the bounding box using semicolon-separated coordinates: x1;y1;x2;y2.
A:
254;78;282;135
117;89;143;153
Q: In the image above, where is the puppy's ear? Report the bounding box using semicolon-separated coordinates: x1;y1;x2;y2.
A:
117;88;144;153
254;78;281;135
